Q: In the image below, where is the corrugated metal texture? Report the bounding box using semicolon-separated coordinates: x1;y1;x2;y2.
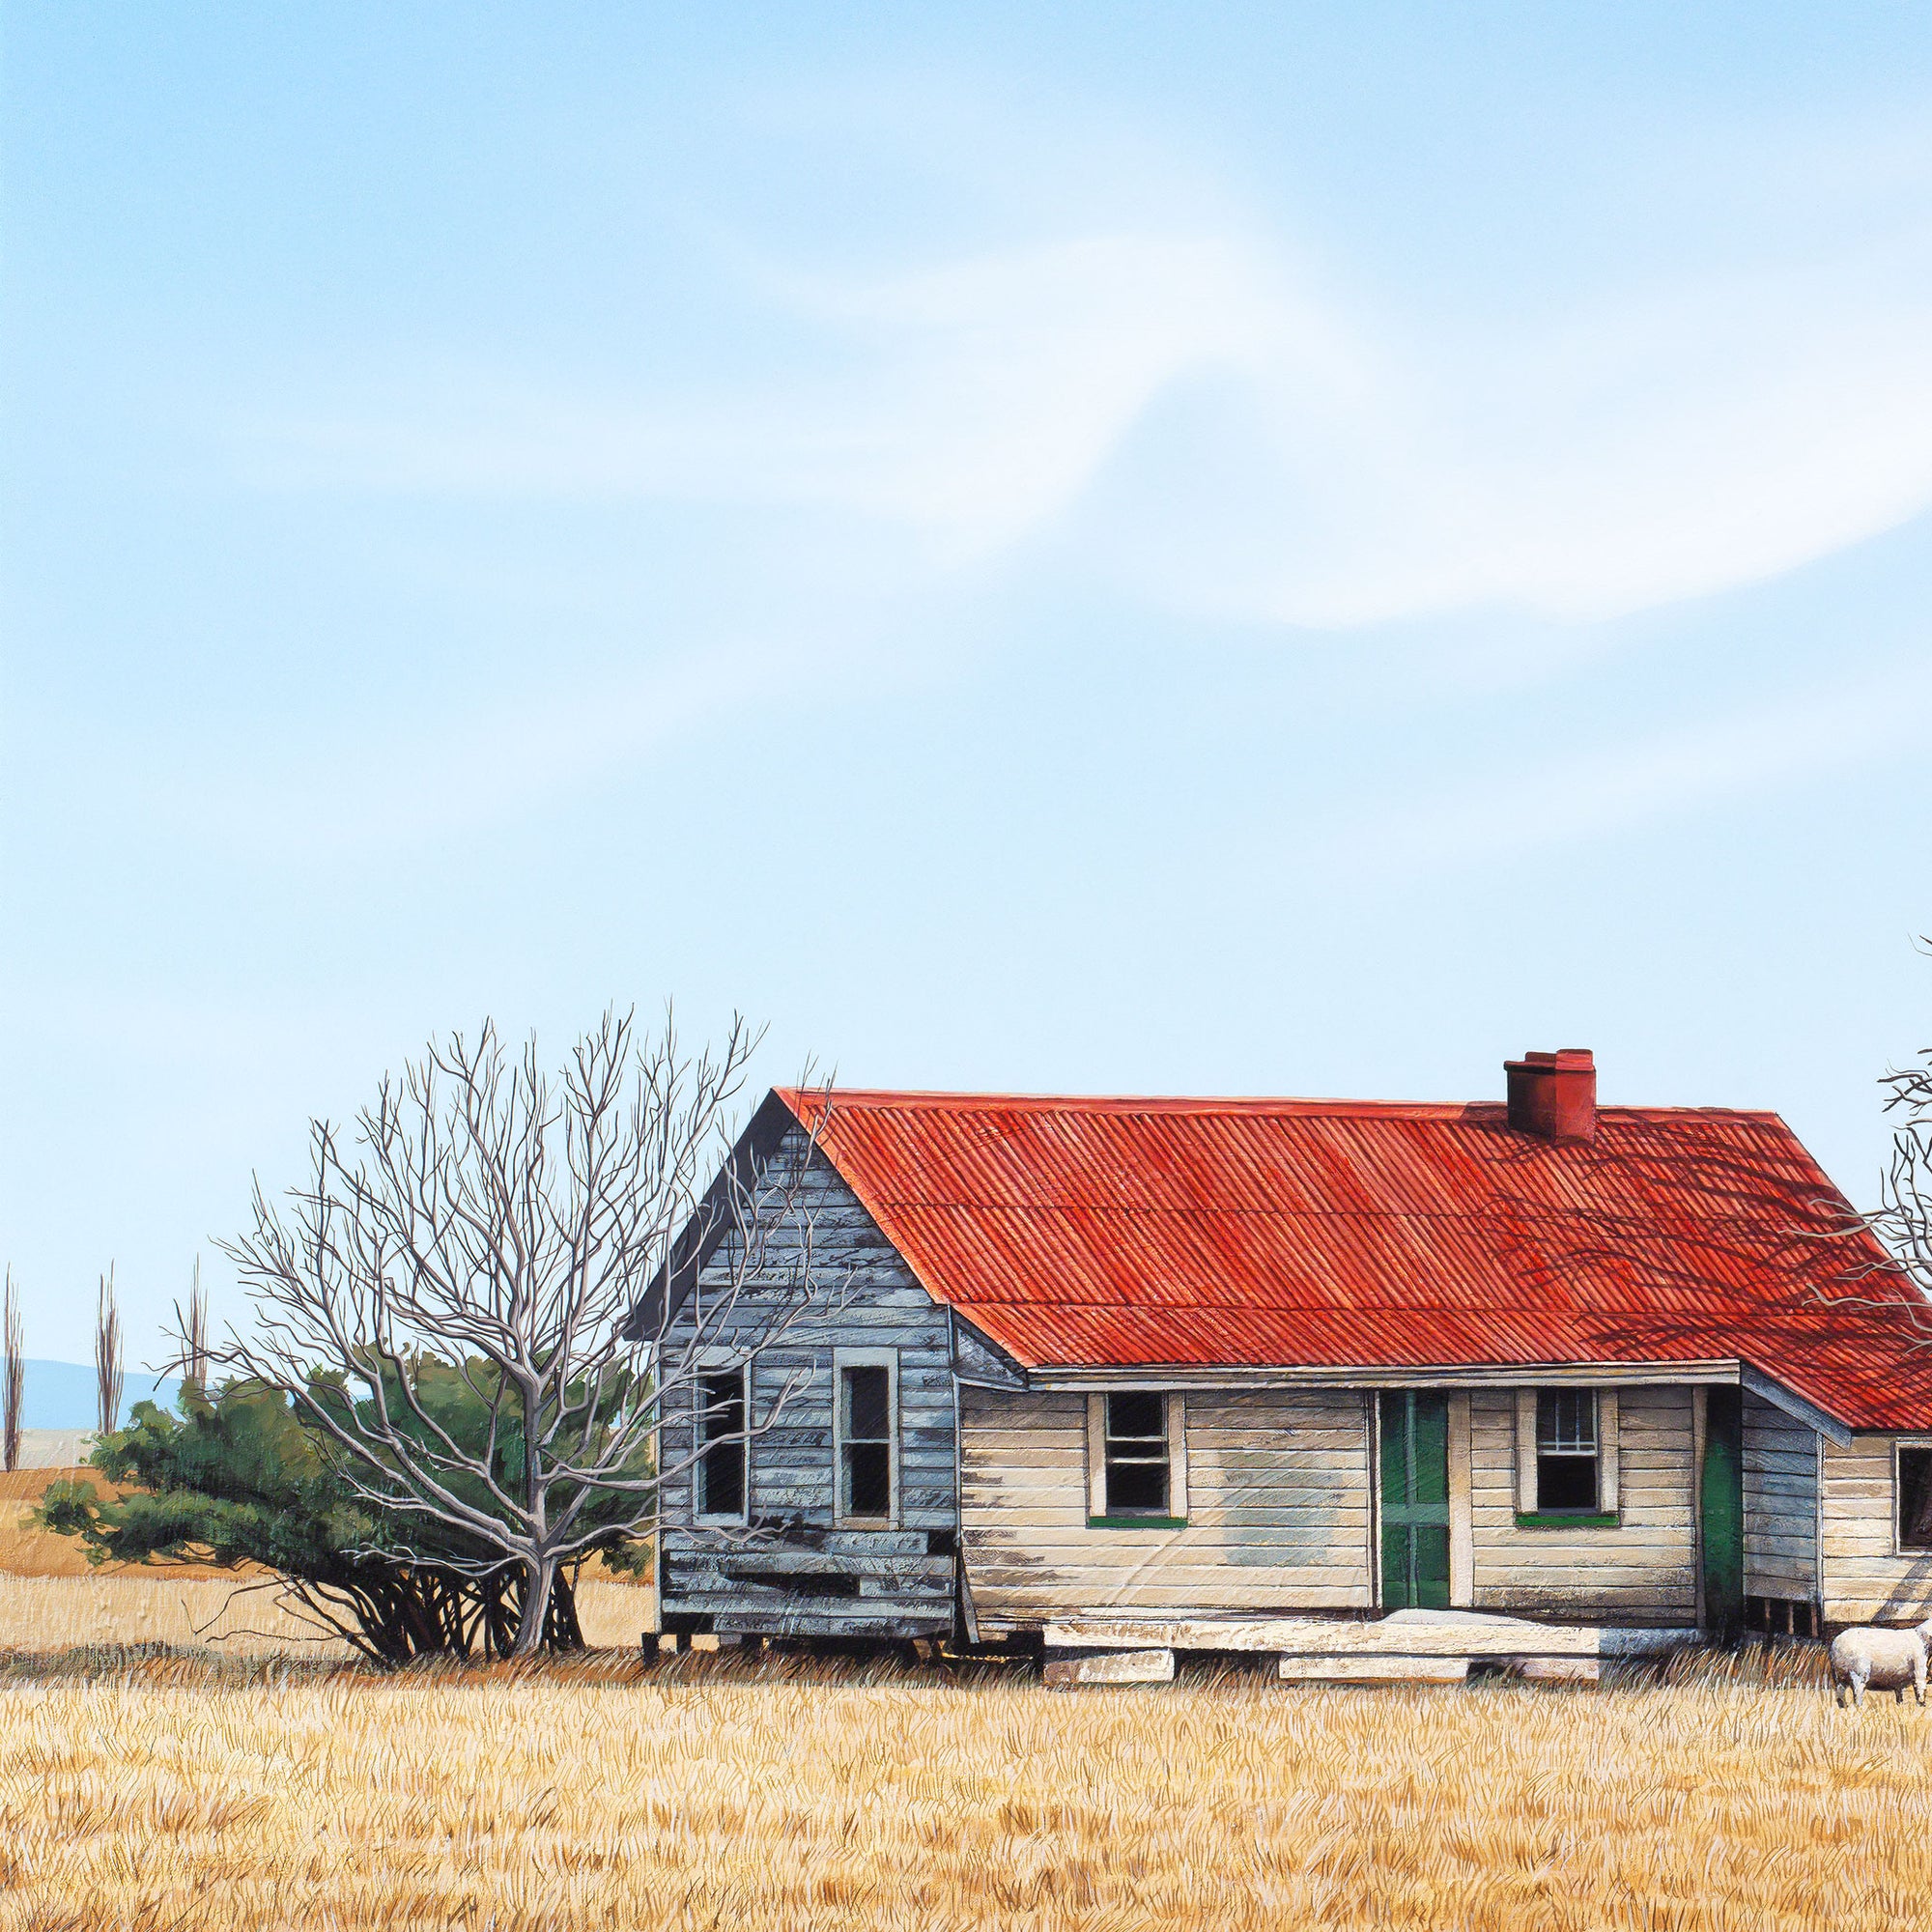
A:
777;1088;1932;1432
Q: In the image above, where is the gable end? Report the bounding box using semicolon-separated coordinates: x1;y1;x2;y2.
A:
628;1090;801;1341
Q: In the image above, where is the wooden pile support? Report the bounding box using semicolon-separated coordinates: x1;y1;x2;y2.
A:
1041;1609;1698;1689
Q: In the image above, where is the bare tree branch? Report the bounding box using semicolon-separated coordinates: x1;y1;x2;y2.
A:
2;1268;20;1475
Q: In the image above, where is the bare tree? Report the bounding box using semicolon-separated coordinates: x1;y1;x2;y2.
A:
183;1257;210;1396
3;1268;21;1474
95;1268;124;1437
212;1008;834;1658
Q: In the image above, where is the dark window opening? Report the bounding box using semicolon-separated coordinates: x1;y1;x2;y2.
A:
1746;1594;1818;1638
1900;1447;1932;1551
1536;1389;1599;1514
840;1365;894;1519
1104;1391;1170;1516
698;1371;747;1519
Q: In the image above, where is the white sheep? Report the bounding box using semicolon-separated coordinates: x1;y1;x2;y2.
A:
1829;1617;1932;1707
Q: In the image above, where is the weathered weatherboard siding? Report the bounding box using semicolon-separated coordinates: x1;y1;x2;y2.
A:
657;1125;957;1636
1742;1391;1818;1605
1819;1434;1932;1625
1467;1386;1697;1622
959;1386;1373;1626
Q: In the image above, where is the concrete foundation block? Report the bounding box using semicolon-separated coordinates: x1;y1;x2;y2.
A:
1277;1655;1471;1685
1043;1648;1176;1689
1512;1656;1600;1685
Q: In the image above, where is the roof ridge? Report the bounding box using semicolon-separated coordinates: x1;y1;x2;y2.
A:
776;1086;1787;1122
862;1201;1837;1223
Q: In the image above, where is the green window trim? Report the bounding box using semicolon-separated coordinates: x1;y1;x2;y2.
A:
1514;1510;1621;1530
1086;1515;1189;1530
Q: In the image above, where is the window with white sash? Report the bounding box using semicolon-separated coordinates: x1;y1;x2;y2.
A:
1514;1387;1619;1519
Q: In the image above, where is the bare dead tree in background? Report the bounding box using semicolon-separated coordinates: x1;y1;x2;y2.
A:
95;1268;124;1437
183;1257;210;1396
213;1008;834;1658
3;1269;21;1474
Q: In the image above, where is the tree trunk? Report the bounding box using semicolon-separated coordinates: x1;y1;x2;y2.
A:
481;1572;518;1658
548;1568;585;1651
395;1571;445;1660
512;1553;557;1659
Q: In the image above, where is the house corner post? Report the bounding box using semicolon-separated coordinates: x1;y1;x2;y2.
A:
1447;1392;1473;1607
1691;1384;1709;1631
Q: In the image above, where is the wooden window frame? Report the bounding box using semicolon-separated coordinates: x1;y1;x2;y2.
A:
1085;1391;1188;1528
1514;1387;1619;1527
1893;1438;1932;1555
834;1347;899;1528
694;1362;750;1527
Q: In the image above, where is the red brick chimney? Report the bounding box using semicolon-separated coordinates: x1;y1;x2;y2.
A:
1505;1048;1597;1142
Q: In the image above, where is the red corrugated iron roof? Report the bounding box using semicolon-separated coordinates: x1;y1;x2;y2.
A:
773;1088;1932;1432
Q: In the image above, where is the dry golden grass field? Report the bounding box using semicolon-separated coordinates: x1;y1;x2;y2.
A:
1;1474;1929;1930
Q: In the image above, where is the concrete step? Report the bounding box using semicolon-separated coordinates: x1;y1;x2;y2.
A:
1278;1656;1470;1685
1044;1648;1176;1690
1044;1610;1699;1659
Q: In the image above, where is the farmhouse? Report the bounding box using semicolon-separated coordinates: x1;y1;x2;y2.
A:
650;1051;1932;1647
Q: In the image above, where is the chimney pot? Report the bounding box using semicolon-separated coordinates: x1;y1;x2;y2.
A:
1505;1047;1596;1142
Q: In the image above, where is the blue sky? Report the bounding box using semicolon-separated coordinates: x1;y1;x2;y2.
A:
5;4;1932;1364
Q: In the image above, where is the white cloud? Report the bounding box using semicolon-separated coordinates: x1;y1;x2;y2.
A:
248;233;1323;564
1272;264;1932;625
141;640;800;855
1335;661;1932;873
241;120;1932;634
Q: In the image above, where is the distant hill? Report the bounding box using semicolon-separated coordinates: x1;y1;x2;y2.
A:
17;1360;181;1432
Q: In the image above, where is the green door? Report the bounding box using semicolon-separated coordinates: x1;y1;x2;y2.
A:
1700;1386;1745;1635
1379;1392;1451;1610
